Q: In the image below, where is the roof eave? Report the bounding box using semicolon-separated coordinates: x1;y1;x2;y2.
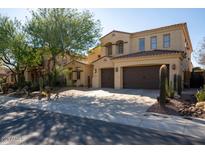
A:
182;23;193;52
112;52;183;61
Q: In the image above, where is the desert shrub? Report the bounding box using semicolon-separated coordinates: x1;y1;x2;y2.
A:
1;83;9;94
25;81;32;87
31;81;40;91
39;77;44;91
0;78;5;92
195;85;205;102
8;83;18;91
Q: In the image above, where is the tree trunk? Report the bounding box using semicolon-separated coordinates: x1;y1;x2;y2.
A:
51;55;57;87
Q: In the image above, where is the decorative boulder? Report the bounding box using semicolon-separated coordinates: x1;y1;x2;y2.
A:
195;102;205;111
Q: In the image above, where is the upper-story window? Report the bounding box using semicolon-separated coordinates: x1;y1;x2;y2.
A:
150;36;157;49
105;42;112;56
163;34;170;48
116;40;124;54
139;38;145;51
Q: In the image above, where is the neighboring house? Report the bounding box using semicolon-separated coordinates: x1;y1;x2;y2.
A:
24;53;93;87
92;23;192;89
0;67;15;84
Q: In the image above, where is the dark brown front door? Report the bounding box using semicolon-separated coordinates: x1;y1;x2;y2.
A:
101;68;114;88
123;65;163;89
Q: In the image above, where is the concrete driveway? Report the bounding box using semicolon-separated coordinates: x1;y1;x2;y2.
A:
1;88;158;126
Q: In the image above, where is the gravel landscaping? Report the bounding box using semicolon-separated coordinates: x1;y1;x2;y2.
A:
147;89;205;119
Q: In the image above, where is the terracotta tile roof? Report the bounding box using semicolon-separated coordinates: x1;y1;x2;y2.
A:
64;59;89;66
91;56;112;64
112;49;184;60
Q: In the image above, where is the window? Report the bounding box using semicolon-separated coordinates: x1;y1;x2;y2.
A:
68;68;72;80
163;34;170;48
139;38;145;51
116;41;124;54
150;36;157;49
74;67;81;80
77;71;81;80
106;43;112;56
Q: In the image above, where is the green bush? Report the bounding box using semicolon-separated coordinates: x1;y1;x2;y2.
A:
39;77;44;91
1;83;9;94
196;85;205;102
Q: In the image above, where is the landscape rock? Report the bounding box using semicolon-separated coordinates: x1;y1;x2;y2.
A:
196;102;205;111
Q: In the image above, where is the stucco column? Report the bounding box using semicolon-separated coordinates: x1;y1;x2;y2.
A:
169;59;183;89
113;44;116;55
114;66;122;89
92;67;101;88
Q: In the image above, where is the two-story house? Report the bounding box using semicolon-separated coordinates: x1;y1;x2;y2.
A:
20;23;192;90
92;23;193;89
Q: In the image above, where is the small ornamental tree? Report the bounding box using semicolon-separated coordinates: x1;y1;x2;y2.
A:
25;8;102;86
0;15;42;88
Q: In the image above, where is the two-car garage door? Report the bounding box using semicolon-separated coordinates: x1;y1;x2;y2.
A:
101;65;168;89
123;65;162;89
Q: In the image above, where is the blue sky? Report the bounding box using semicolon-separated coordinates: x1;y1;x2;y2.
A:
0;8;204;67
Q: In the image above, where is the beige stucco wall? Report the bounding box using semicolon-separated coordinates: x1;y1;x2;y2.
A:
100;26;191;61
87;46;102;63
130;29;185;53
64;61;92;87
101;32;131;57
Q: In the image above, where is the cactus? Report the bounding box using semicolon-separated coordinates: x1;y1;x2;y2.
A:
174;74;177;91
159;65;168;106
177;75;182;95
167;81;175;98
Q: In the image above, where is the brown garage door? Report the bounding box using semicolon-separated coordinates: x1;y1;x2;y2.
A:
101;68;114;88
123;65;163;89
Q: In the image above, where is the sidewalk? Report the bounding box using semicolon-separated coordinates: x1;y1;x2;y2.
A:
1;95;205;139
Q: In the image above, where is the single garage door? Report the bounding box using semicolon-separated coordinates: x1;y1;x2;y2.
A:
123;65;163;89
101;68;114;88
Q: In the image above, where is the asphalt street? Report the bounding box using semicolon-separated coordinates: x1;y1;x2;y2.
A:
0;105;204;144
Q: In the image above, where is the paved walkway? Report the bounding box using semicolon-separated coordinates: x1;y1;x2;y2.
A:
1;88;205;139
